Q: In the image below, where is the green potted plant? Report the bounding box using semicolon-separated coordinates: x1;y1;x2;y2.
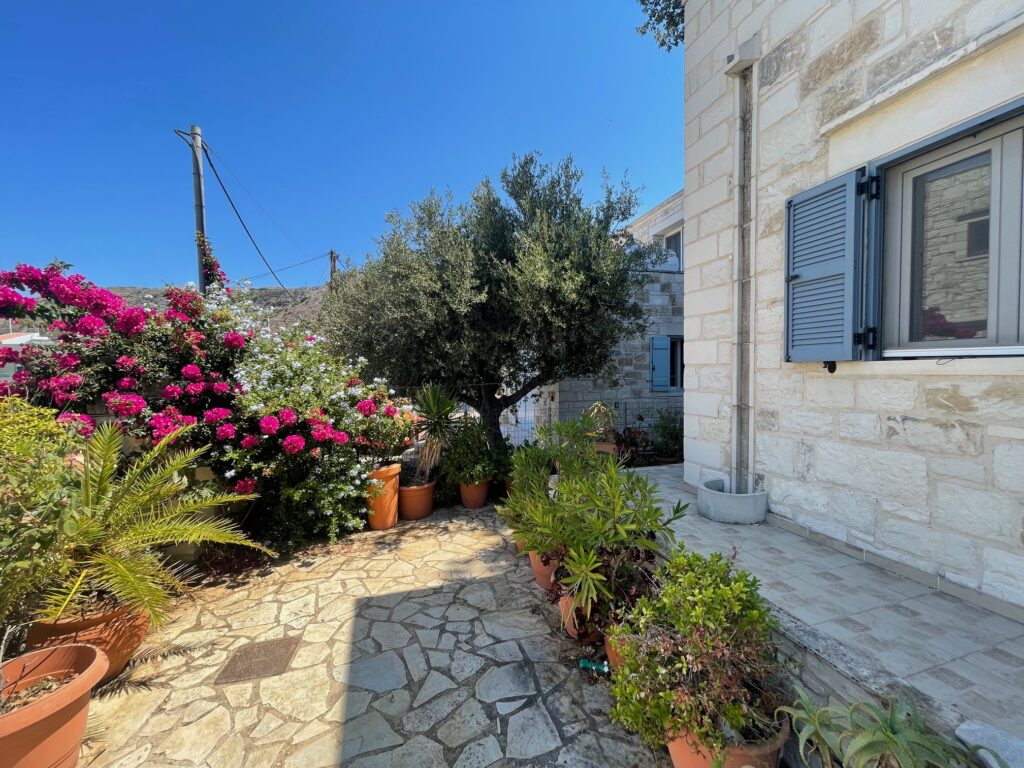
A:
583;401;619;455
399;386;457;520
779;688;1009;768
24;423;271;683
358;397;415;530
652;409;683;464
608;550;788;768
548;456;686;648
0;398;109;768
445;418;493;509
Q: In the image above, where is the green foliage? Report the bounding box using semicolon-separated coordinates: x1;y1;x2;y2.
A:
444;418;493;485
583;401;618;442
320;153;660;438
652;409;683;458
609;550;784;758
779;690;1009;768
412;385;458;482
42;424;272;626
637;0;685;50
0;398;79;631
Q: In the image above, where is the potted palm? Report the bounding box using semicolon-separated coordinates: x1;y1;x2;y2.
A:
24;423;271;683
445;419;493;509
608;550;788;768
0;398;109;768
399;386;456;520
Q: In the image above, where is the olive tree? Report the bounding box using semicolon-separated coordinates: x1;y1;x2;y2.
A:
320;153;660;440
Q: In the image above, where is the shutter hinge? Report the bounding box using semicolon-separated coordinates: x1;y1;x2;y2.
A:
853;327;878;350
856;175;881;200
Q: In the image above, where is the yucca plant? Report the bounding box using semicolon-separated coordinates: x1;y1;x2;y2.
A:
412;385;457;483
779;689;1008;768
42;423;272;626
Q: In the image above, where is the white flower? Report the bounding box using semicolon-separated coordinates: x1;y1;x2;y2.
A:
224;469;237;479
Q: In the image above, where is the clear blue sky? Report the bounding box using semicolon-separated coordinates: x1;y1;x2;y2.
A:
0;2;683;289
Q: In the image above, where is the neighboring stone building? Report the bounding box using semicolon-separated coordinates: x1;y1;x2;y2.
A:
682;1;1024;613
556;189;685;426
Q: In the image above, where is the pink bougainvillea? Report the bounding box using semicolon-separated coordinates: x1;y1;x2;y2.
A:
234;477;257;495
278;407;297;426
102;392;147;418
259;415;280;435
162;384;183;400
383;403;398;417
203;407;233;424
240;434;260;449
215;423;237;441
181;364;203;381
57;412;95;436
223;331;246;350
282;434;305;454
113;307;147;336
356;399;377;416
116;376;138;391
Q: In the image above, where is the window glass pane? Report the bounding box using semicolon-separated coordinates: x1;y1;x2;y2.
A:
910;152;991;341
669;338;682;388
658;231;682;270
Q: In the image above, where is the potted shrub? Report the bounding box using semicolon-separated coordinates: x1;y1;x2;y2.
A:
24;424;270;683
399;386;456;520
548;456;686;647
445;419;493;509
779;688;1009;768
498;443;561;582
0;398;109;768
583;401;618;455
652;409;683;464
358;397;415;530
608;550;788;768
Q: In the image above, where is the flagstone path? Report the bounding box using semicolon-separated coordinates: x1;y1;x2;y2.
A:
82;506;669;768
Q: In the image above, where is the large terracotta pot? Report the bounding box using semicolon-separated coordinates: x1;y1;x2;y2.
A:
366;463;401;530
558;596;602;643
666;719;789;768
26;607;149;685
528;551;559;590
595;441;617;456
0;644;109;768
398;480;435;521
459;480;489;509
604;633;624;670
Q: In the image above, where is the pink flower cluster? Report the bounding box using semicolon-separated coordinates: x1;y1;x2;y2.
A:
57;412;96;436
234;477;257;494
203;407;233;424
356;399;377;416
102;392;147;418
149;406;198;440
223;331;246;350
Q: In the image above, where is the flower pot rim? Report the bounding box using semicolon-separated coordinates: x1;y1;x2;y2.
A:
369;462;402;478
399;479;436;492
669;716;790;758
0;644;108;733
31;604;141;630
458;479;491;488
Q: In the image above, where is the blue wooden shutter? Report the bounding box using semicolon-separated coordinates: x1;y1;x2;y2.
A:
785;169;865;362
650;336;670;391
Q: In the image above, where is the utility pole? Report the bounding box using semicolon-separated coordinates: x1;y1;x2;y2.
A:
190;125;208;292
328;250;339;289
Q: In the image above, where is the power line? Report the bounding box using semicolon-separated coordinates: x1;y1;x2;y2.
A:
247;251;331;281
198;141;294;299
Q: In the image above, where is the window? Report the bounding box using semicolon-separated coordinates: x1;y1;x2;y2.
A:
784;106;1024;362
883;117;1023;354
651;335;683;391
653;229;683;271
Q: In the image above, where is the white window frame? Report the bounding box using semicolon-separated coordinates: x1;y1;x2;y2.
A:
881;113;1024;357
652;228;683;272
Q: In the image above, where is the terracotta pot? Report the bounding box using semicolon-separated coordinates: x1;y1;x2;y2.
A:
459;480;489;509
26;607;149;685
366;463;401;530
666;719;789;768
595;441;617;455
398;480;435;521
528;551;559;590
558;596;603;643
0;644;109;768
604;633;624;670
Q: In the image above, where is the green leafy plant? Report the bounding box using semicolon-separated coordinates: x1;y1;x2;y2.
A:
609;550;785;761
411;385;458;483
444;418;493;485
42;423;272;626
582;401;618;443
0;398;80;637
779;689;1009;768
652;409;683;458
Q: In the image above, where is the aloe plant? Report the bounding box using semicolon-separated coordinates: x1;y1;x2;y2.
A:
779;689;1009;768
42;423;272;626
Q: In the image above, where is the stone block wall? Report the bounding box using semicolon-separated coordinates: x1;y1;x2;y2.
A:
683;0;1024;608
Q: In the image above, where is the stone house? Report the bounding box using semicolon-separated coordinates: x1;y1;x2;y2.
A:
555;189;686;428
681;0;1024;615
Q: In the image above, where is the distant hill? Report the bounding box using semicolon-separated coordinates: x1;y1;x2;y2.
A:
107;285;326;330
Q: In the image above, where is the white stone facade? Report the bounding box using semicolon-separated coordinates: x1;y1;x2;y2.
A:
682;0;1024;610
557;190;685;424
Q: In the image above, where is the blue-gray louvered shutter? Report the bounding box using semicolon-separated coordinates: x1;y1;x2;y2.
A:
650;336;670;391
785;169;865;362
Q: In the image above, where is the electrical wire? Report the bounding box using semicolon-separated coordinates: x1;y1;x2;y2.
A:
199;141;294;298
247;252;331;281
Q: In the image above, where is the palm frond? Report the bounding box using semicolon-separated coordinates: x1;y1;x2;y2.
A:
80;424;124;507
120;512;272;555
87;551;175;625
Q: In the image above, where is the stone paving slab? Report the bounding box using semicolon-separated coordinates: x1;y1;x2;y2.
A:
81;506;669;767
639;465;1024;738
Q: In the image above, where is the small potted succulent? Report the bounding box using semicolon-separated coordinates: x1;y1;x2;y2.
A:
779;689;1009;768
399;386;457;520
608;550;788;768
444;418;493;509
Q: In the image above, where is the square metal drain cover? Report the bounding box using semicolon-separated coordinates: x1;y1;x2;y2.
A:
215;636;301;684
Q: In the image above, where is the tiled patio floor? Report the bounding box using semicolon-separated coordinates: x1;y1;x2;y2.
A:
639;465;1024;738
82;507;667;768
